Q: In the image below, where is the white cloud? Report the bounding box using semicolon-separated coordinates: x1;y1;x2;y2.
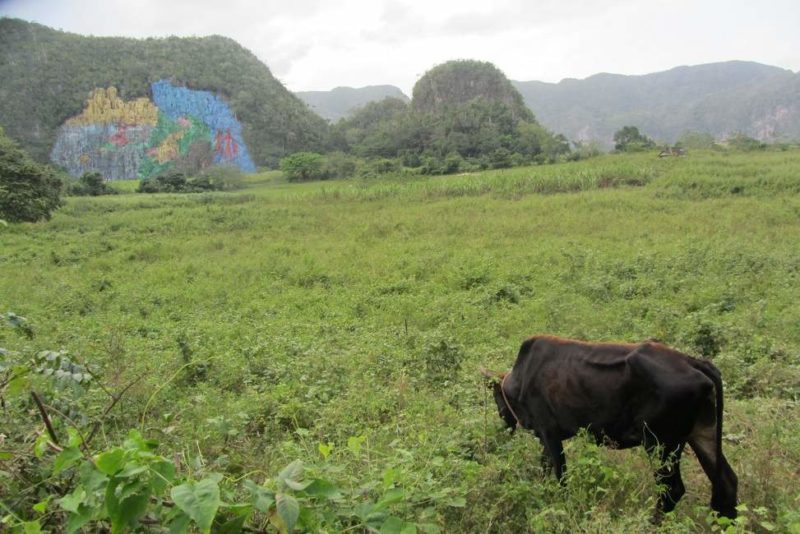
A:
1;0;799;94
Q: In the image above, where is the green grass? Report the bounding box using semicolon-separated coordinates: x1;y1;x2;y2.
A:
2;150;799;531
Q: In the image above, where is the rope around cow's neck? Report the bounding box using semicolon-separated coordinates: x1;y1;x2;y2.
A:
500;372;523;429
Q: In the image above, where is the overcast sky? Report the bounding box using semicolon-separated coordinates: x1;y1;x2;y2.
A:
2;0;799;95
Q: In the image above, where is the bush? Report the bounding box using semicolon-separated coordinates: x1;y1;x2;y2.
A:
0;126;62;222
280;152;326;182
137;168;243;194
67;171;118;196
321;152;358;180
195;165;245;190
138;172;188;193
727;133;766;152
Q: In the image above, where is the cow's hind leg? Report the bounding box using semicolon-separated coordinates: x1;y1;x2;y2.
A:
689;423;738;519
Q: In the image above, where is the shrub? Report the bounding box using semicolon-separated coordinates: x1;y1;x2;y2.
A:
195;164;245;190
67;171;118;196
321;151;358;179
0;126;62;222
138;169;241;194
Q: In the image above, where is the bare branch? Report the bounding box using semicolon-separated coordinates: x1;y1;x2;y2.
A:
86;373;145;445
31;391;59;446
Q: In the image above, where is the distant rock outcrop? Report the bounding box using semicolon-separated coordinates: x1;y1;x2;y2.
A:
512;61;800;147
296;85;410;122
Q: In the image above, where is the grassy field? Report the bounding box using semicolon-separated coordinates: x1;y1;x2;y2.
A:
2;150;799;532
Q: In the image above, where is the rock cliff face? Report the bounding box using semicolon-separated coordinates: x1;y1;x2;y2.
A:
49;81;256;179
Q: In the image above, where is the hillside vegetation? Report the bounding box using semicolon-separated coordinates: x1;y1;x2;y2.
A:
2;150;799;532
513;61;800;147
0;18;328;167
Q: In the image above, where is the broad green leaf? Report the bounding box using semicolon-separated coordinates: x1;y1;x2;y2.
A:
380;516;417;534
382;468;398;489
284;477;313;491
117;462;148;478
66;428;83;448
276;493;299;533
32;496;51;513
33;433;49;459
65;506;93;534
0;451;12;460
53;447;83;475
118;478;146;502
318;442;333;459
150;459;177;494
171;477;221;533
95;448;126;475
244;480;275;512
59;487;87;513
444;496;466;508
23;520;42;534
124;430;158;452
417;523;441;534
109;493;149;534
78;461;109;492
303;479;342;500
168;512;192;534
347;435;366;455
5;367;29;397
218;513;249;534
278;460;304;484
375;488;405;511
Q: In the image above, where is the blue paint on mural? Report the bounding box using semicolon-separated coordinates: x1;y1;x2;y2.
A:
151;80;256;172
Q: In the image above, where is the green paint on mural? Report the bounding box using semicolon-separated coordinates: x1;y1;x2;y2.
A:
138;113;212;178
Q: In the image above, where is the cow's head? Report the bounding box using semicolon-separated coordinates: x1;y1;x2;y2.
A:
480;368;518;432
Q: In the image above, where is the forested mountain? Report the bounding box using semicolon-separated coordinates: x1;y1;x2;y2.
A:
413;60;533;122
296;85;409;122
326;60;569;171
0;18;328;169
512;61;800;147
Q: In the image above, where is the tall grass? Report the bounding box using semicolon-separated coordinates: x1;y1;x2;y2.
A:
2;150;799;531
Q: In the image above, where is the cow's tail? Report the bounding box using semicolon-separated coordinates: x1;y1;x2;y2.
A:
694;359;724;477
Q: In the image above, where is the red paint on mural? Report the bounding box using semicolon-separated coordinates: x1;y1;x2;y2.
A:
110;125;130;146
214;129;239;161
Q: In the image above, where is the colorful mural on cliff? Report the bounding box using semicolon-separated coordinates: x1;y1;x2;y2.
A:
50;81;255;179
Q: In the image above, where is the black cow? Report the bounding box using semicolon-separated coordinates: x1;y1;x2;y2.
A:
482;335;738;519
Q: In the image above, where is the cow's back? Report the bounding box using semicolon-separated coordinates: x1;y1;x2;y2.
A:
510;337;714;446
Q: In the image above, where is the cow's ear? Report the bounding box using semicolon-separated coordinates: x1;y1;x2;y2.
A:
479;367;503;387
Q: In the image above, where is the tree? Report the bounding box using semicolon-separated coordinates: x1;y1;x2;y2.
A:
613;126;655;152
0;126;62;222
280;152;326;182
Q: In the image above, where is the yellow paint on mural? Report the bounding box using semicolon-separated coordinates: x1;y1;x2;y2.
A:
155;131;185;163
67;87;158;126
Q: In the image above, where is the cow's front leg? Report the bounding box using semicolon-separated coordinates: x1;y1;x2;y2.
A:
539;448;553;476
646;441;686;520
539;432;566;482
